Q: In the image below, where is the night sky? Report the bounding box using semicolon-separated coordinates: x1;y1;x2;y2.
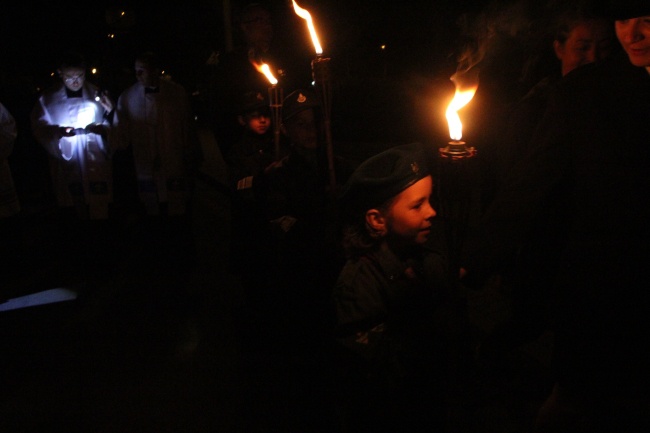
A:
0;0;499;87
0;0;568;146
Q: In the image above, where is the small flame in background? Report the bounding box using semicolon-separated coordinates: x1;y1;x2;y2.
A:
252;61;278;85
292;0;323;55
445;70;478;141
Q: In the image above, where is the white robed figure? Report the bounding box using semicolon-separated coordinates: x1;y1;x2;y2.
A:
113;52;198;216
31;58;113;220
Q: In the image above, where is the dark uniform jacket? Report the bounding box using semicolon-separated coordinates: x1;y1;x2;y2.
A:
334;242;448;385
462;51;650;391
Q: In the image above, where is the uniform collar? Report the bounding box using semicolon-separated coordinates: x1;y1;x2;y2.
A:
371;243;411;281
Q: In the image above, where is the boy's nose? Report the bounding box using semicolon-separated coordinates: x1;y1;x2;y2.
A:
426;202;437;219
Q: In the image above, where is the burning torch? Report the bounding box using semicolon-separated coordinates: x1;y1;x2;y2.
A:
252;60;283;161
292;0;336;197
438;70;478;276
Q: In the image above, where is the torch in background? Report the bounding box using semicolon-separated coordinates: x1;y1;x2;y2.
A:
252;61;283;161
292;0;336;197
438;70;478;277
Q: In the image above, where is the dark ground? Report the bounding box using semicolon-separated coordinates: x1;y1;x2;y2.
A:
1;136;556;433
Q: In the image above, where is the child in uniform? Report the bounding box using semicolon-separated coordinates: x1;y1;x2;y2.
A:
333;142;451;433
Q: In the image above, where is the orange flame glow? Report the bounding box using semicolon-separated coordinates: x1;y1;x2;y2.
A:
252;61;278;85
445;72;478;141
292;0;323;55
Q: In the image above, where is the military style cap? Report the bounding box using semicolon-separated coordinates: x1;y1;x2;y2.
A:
609;0;650;20
282;88;320;122
339;142;431;213
238;90;269;115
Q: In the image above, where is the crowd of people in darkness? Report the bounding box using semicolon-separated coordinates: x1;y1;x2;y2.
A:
1;0;649;432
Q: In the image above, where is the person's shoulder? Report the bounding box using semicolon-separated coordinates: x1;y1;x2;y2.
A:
555;52;643;109
161;78;185;89
161;79;189;97
119;82;141;98
558;52;630;94
335;255;382;288
36;84;65;104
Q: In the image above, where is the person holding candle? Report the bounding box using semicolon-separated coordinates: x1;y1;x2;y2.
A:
460;0;650;429
332;142;451;433
30;50;117;287
31;50;115;221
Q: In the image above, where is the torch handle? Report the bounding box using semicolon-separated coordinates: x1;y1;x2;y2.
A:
268;85;284;161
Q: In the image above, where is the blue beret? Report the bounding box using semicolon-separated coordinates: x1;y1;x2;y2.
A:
339;142;431;213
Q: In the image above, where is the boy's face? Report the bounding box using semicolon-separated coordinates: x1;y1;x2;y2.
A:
615;16;650;68
384;175;436;246
283;109;319;149
243;110;271;135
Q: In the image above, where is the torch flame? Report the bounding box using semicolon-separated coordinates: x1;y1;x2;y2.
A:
292;0;323;55
252;61;278;85
445;73;478;141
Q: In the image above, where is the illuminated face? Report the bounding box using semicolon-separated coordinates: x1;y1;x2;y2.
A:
615;16;650;68
135;60;157;88
384;176;437;246
244;111;271;135
60;67;86;92
284;109;319;150
554;19;613;76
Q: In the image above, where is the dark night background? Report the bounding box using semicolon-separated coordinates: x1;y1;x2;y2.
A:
0;1;615;431
0;0;492;83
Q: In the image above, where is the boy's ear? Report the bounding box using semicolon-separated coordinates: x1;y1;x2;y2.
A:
237;115;245;126
553;40;563;60
365;209;387;237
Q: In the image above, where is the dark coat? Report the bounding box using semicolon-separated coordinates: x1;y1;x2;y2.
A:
334;242;449;385
462;51;650;391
